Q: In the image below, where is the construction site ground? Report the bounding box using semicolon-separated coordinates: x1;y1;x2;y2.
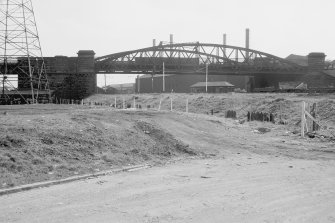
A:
0;93;335;222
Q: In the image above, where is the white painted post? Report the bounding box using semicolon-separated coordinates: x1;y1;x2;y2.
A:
301;101;306;137
159;99;162;111
114;97;117;108
81;99;84;106
123;97;125;109
133;97;136;109
170;97;173;111
186;98;189;113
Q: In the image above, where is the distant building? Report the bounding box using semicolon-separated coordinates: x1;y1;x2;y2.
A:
135;74;248;93
279;81;307;90
190;81;235;93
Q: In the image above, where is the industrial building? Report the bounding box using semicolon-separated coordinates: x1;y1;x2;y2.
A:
190;81;235;93
135;74;248;93
135;52;335;93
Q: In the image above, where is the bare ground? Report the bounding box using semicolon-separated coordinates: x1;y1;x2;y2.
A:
0;104;335;222
0;93;335;222
89;93;335;137
0;105;197;188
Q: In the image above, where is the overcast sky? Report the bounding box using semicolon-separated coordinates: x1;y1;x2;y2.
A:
31;0;335;85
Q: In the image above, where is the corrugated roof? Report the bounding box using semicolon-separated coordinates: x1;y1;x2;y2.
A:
191;81;234;88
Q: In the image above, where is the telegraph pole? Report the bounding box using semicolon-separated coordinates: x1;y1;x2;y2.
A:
163;62;165;92
206;63;208;93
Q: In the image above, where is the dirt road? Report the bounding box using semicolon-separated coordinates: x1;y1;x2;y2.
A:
1;155;335;223
1;110;335;222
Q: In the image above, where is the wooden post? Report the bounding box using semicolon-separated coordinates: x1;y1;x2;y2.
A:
186;98;189;113
279;103;282;122
311;103;318;131
159;99;162;111
301;101;306;137
306;102;311;132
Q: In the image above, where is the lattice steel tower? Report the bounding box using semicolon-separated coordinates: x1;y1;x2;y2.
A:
0;0;49;103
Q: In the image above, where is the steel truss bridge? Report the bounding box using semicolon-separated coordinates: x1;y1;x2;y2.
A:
95;43;308;76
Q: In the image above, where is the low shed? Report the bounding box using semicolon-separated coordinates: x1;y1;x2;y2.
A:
190;81;235;93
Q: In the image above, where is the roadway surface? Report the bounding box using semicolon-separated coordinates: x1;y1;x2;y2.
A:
1;112;335;222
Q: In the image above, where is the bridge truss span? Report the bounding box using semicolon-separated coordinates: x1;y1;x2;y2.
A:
95;43;307;76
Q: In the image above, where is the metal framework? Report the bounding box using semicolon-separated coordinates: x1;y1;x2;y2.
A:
0;0;49;104
95;43;308;75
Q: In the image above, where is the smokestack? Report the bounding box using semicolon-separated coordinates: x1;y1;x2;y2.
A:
245;28;250;60
170;34;174;57
223;33;227;56
170;34;174;45
153;39;156;47
245;28;250;49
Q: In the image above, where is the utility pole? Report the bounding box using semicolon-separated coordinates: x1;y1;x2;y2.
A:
104;74;107;93
206;63;208;93
163;62;165;92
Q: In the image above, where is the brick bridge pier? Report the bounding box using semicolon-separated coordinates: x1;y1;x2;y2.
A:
46;50;96;100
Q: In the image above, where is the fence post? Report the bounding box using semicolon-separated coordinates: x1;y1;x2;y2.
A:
123;97;125;109
133;97;136;109
186;98;189;113
159;99;162;111
170;97;173;111
311;103;318;131
301;101;306;137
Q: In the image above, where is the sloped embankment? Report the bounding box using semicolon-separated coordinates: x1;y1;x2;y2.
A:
0;106;196;189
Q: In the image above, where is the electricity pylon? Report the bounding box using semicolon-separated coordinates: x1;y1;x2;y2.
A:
0;0;49;104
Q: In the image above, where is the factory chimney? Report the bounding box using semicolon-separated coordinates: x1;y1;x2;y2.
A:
245;28;250;60
223;33;227;56
170;34;174;57
170;34;174;45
